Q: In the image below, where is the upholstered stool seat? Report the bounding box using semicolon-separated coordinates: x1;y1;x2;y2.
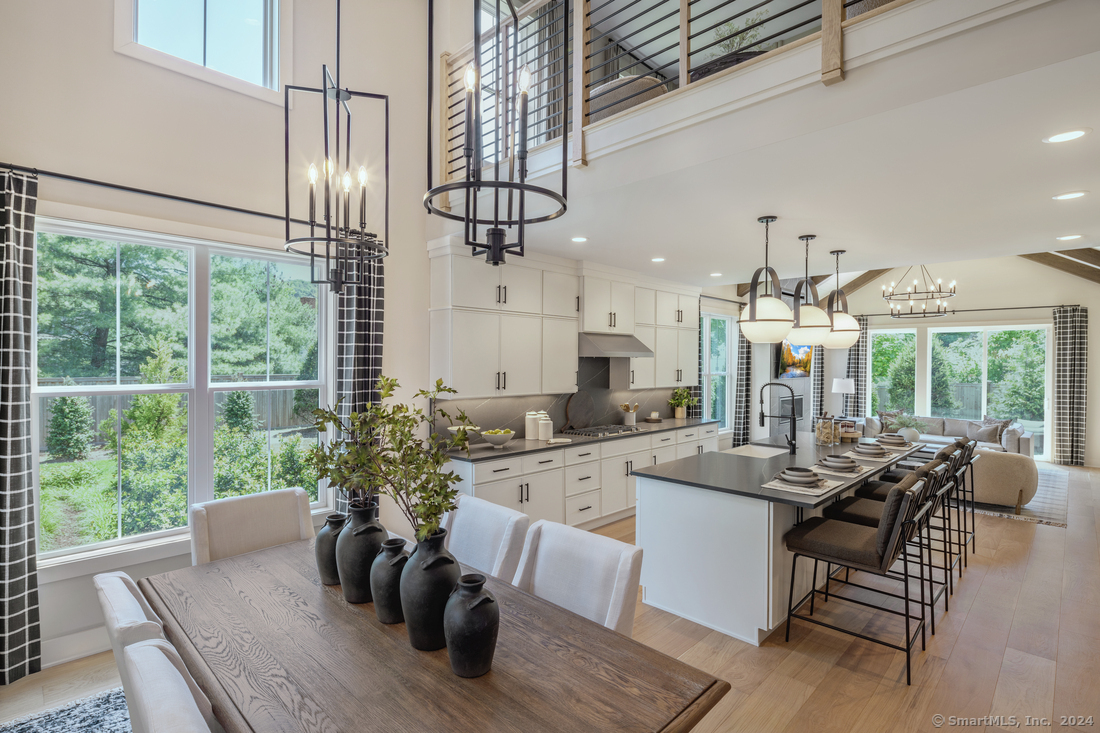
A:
822;496;891;528
784;517;882;572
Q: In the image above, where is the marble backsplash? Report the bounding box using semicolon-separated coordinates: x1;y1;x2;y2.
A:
433;358;677;441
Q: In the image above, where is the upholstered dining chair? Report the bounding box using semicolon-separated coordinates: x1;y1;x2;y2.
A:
441;493;530;580
93;571;165;702
123;639;225;733
189;487;315;565
512;520;643;636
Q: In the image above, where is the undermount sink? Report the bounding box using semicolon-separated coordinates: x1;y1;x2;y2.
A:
723;444;791;459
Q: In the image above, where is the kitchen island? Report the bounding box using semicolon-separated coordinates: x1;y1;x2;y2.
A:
631;433;925;645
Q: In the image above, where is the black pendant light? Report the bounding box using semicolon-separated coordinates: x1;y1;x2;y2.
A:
788;234;831;346
738;216;794;344
283;0;390;292
822;250;861;349
423;0;569;266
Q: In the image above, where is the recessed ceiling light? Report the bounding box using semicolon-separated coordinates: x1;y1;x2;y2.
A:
1043;128;1091;143
1056;235;1082;241
571;237;587;242
1053;191;1088;200
651;257;665;262
710;272;722;277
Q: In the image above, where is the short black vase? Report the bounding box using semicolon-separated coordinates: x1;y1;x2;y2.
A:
443;574;499;678
399;529;461;651
315;512;346;586
335;501;387;604
370;537;409;624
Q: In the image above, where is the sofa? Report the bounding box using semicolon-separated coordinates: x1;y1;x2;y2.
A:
854;416;1039;510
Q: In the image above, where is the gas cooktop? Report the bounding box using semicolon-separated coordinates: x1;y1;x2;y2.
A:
562;425;643;438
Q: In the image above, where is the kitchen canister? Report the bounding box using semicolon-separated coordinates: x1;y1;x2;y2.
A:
538;417;554;441
525;411;542;440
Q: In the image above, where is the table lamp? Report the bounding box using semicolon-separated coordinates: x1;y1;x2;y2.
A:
831;378;856;444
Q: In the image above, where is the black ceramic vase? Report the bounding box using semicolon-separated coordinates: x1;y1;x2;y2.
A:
399;529;461;651
370;538;409;624
315;512;346;586
335;501;387;603
443;574;499;678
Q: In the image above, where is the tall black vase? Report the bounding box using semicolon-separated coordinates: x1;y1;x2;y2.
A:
444;574;499;677
315;512;346;586
335;501;387;604
370;538;409;624
399;529;461;651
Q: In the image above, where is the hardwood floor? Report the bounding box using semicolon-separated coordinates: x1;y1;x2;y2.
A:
4;466;1098;731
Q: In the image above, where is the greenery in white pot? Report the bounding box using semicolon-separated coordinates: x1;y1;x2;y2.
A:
668;388;699;418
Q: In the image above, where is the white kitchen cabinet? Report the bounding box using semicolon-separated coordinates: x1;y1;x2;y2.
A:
680;295;700;327
501;265;543;315
500;315;542;396
582;277;634;334
678;328;699;387
474;477;525;513
655;327;680;387
656;291;699;327
635;288;655;326
523;469;565;524
702;436;719;453
447;255;542;314
625;450;649;508
600;453;632;516
451;310;502;398
608;324;656;390
676;441;701;460
436;311;541;399
566;490;601;526
611;281;635;334
543;271;580;318
652;444;678;464
541;318;579;394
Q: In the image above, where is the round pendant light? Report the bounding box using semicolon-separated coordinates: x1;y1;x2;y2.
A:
823;250;861;349
738;216;793;344
787;235;831;346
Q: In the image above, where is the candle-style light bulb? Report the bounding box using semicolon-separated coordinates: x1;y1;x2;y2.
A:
308;164;318;185
342;171;352;193
357;167;367;229
358;166;367;187
515;65;532;180
464;64;478;92
307;164;318;228
518;65;533;95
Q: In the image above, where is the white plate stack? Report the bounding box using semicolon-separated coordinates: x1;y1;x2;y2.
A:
776;466;820;486
853;443;888;457
877;433;907;447
820;454;859;472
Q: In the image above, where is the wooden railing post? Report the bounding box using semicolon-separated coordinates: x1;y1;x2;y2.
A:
437;51;452;212
571;0;590;168
679;0;690;88
821;0;844;85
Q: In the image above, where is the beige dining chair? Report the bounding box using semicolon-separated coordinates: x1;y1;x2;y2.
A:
441;493;530;580
512;520;644;636
189;487;315;565
123;639;225;733
93;571;165;702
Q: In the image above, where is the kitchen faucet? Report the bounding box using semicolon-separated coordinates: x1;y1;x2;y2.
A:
759;382;797;455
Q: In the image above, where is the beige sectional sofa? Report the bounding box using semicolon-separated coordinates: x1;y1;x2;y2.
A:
855;416;1039;510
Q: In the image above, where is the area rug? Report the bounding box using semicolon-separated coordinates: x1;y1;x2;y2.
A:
0;688;129;733
973;463;1069;528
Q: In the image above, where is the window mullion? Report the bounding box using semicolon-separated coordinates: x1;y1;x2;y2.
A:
193;246;214;504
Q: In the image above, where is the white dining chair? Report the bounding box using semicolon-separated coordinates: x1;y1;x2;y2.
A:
189;487;315;565
441;493;530;580
123;639;225;733
93;571;165;702
512;520;644;636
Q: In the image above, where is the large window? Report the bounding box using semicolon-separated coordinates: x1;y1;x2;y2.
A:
702;314;735;430
33;223;326;557
869;330;916;414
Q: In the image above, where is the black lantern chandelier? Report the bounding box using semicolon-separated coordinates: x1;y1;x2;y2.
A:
882;264;956;318
423;0;569;266
284;0;389;292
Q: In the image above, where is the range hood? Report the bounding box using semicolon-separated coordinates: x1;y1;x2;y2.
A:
578;332;654;359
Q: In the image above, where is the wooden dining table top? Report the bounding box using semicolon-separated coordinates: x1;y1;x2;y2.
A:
138;539;730;733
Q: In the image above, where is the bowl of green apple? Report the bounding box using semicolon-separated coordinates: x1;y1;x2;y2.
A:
479;429;515;449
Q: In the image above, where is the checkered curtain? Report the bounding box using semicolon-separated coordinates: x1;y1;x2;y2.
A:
1;171;39;685
730;330;752;447
334;258;384;510
686;308;702;419
1053;306;1087;466
843;316;868;417
811;346;824;425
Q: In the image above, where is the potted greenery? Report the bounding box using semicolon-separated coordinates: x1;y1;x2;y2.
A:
668;388;699;420
890;413;924;443
310;375;475;650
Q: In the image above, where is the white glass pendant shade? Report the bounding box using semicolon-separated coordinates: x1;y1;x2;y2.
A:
787;304;831;346
739;295;793;343
823;311;861;349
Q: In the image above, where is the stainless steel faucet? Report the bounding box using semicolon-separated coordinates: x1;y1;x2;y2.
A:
759;382;797;455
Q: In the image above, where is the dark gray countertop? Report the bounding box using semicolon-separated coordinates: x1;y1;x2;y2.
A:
630;433;927;509
446;418;721;463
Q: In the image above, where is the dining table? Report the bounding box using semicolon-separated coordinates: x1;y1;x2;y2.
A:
138;538;730;733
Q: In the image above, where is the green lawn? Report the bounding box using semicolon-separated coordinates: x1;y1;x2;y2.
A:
38;456;119;552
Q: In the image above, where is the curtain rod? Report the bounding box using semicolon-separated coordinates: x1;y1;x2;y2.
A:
2;161;309;226
856;304;1080;318
701;294;745;306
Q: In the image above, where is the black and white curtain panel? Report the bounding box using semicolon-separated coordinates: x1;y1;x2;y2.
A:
1;171;39;685
1053;306;1087;466
844;316;869;418
730;331;752;447
811;346;824;425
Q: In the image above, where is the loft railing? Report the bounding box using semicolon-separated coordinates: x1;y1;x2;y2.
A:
438;0;907;183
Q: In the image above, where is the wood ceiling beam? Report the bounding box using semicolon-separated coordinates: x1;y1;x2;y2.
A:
841;269;892;296
1057;248;1100;269
736;274;830;298
1019;252;1100;285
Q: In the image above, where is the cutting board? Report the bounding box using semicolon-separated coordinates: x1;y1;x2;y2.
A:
564;391;594;430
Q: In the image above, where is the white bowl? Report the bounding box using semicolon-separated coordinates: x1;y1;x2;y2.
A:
854;444;886;454
479;431;515;449
778;471;819;486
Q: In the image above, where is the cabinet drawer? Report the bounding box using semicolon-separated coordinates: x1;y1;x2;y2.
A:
676;441;700;460
565;463;600;497
677;427;701;443
566;490;601;526
522;450;564;474
602;435;652;457
473;457;523;483
700;424;719;439
565;444;600;465
651;431;677;448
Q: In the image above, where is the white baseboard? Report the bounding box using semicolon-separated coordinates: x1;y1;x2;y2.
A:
42;626;111;668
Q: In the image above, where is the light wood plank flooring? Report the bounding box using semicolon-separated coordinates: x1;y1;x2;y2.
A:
4;466;1098;731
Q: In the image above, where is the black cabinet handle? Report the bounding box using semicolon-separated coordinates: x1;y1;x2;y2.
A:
613;312;617;328
609;312;613;328
631;369;634;385
698;445;703;455
525;483;530;502
579;505;592;512
496;372;500;390
684;433;695;438
660;437;671;442
579;475;592;481
493;467;511;473
578;452;591;457
653;455;657;465
539;459;553;464
496;285;501;303
503;285;507;303
576;295;580;312
625;460;632;476
502;372;507;390
519;484;524;503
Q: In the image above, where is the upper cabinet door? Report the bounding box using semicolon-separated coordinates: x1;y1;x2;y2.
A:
450;255;500;311
499;315;543;396
634;288;656;325
655;291;680;327
582;277;612;333
654;327;680;388
678;329;699;387
610;281;635;333
451;310;501;398
542;318;579;394
543;271;580;318
500;265;543;314
631;325;656;390
679;295;700;327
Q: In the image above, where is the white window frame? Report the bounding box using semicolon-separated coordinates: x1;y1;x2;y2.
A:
32;218;334;564
113;0;293;106
701;313;736;431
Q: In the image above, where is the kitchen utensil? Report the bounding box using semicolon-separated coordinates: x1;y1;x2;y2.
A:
623;411;636;426
479;431;515;449
545;438;572;444
538;417;554;441
564;391;594;430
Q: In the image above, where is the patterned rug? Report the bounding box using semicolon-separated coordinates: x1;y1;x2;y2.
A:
0;688;129;733
973;463;1069;528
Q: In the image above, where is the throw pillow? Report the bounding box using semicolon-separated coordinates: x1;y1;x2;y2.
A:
914;416;944;435
1001;425;1024;453
982;415;1013;440
943;418;971;438
878;410;903;432
967;421;999;443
